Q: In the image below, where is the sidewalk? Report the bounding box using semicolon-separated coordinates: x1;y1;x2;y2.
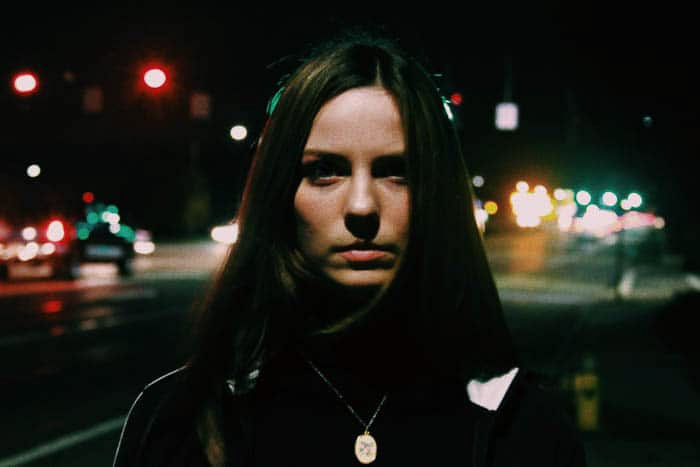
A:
502;279;700;466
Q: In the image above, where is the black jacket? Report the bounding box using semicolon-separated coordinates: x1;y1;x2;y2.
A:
113;364;586;467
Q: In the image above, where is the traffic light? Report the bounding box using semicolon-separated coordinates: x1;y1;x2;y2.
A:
12;71;39;95
143;67;167;90
135;61;175;119
82;191;95;204
139;63;171;95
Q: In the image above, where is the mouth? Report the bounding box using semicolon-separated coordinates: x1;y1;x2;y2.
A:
338;249;388;262
334;242;394;264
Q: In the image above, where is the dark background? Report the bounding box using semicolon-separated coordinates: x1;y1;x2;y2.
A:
2;6;697;258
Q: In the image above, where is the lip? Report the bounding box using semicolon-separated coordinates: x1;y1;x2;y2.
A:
338;249;388;262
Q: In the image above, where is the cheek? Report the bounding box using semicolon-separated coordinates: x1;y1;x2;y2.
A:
390;193;411;245
293;187;327;251
294;188;316;225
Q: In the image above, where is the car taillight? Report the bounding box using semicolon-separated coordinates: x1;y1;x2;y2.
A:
46;220;65;242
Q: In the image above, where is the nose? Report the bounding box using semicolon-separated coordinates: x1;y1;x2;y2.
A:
344;175;379;239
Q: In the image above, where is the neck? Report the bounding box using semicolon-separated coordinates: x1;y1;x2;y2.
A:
300;313;441;390
287;283;457;388
299;280;383;336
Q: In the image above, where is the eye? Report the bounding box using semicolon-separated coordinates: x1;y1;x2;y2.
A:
372;157;407;183
301;159;344;184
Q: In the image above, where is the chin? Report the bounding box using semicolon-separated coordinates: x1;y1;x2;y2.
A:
326;270;394;291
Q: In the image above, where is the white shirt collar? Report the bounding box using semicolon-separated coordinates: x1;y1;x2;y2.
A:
466;367;519;411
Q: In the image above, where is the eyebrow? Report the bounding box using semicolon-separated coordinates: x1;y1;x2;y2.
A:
301;150;406;159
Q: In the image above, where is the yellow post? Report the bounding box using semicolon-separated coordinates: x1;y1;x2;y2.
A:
573;354;600;432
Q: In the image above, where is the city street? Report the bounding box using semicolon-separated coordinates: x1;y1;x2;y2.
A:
0;229;698;466
3;8;698;467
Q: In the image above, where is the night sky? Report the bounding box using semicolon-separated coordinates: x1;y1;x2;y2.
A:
2;6;697;247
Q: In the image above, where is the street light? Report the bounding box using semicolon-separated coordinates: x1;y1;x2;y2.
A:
575;190;592;206
26;164;41;178
602;191;618;207
627;192;643;209
229;125;248;141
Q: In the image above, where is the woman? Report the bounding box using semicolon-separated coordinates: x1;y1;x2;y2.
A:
114;28;586;466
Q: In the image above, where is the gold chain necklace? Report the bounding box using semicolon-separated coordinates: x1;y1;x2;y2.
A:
305;358;388;464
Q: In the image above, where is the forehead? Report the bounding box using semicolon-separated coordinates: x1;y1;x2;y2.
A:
304;86;405;156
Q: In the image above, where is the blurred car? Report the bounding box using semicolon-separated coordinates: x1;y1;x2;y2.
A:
75;220;136;277
0;201;148;281
1;215;79;280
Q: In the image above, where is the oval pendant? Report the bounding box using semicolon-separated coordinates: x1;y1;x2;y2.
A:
355;433;378;464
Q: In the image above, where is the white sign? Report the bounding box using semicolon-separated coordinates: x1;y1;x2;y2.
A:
495;102;518;130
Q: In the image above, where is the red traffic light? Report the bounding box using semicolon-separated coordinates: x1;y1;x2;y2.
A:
449;92;463;106
143;67;167;90
82;191;95;204
12;71;39;95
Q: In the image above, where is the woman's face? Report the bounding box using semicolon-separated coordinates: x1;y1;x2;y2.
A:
294;86;409;293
